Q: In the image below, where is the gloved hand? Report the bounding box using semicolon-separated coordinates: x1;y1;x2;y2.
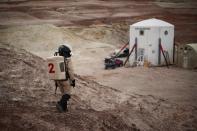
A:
70;79;75;87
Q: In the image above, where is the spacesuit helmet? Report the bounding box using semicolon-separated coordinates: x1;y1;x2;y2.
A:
58;45;72;58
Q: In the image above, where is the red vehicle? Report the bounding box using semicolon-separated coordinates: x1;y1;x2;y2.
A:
104;58;123;69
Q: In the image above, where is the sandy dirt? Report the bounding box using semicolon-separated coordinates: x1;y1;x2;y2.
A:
0;43;197;131
0;0;197;44
0;0;197;131
0;24;197;131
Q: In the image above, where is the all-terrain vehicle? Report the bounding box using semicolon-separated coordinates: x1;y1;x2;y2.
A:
104;58;123;69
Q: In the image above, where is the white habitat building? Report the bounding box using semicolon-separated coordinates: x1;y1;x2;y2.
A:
129;18;174;66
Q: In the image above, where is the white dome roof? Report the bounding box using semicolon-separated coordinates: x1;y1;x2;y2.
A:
132;18;174;27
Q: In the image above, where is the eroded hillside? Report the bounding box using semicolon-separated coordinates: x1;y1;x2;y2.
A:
0;43;196;131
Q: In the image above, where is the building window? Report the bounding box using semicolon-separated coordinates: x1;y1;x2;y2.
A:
139;30;144;36
164;30;168;35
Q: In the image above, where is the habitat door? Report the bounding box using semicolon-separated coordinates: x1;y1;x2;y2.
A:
130;27;147;65
136;28;149;65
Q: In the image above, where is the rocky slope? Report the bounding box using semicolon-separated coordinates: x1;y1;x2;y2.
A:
0;43;138;131
0;43;196;131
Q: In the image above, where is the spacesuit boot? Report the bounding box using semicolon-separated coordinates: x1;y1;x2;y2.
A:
56;94;70;112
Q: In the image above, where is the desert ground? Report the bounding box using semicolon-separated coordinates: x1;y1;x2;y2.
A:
0;0;197;131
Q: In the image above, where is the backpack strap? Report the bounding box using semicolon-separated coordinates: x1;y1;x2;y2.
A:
64;58;70;81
